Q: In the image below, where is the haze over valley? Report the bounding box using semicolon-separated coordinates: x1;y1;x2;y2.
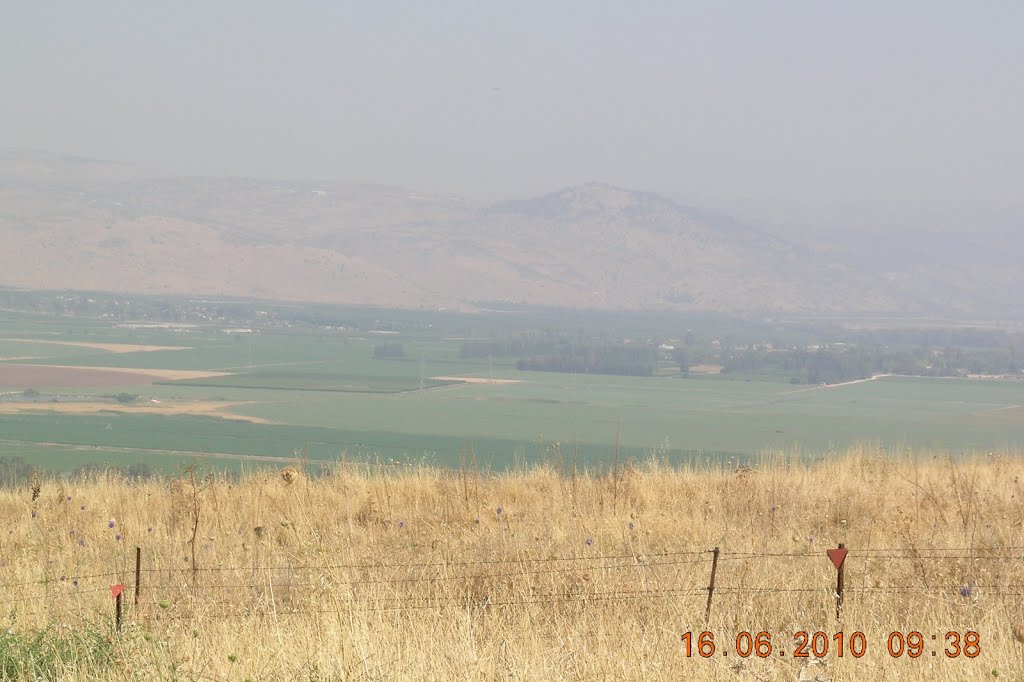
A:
2;150;1020;319
4;4;1024;679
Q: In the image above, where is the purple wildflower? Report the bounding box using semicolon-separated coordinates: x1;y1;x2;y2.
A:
959;585;974;598
77;537;85;547
115;534;122;542
108;519;116;529
69;529;76;537
496;507;504;516
585;537;594;546
398;520;406;529
31;510;37;518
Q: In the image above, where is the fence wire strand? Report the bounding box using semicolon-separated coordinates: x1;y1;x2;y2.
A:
6;545;1024;624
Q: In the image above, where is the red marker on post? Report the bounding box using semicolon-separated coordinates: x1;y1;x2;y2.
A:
827;547;848;570
111;584;124;632
827;544;847;619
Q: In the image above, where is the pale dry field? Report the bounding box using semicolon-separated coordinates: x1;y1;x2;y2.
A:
7;364;228;381
4;448;1024;681
0;399;267;423
0;339;190;354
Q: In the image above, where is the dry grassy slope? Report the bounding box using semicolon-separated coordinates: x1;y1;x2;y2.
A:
0;150;901;312
0;212;437;306
3;449;1023;680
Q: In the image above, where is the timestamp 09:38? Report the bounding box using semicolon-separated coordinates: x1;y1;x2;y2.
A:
681;631;981;659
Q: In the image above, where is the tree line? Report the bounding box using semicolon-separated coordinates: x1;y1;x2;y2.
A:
457;337;658;376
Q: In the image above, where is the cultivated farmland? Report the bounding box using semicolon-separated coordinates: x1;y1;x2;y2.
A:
0;310;1023;475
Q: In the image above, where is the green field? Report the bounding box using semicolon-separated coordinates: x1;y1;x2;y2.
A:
1;308;1023;474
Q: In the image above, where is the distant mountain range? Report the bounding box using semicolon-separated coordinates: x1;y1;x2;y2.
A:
1;149;1019;318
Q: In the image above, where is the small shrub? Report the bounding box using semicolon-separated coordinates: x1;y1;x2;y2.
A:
373;342;405;359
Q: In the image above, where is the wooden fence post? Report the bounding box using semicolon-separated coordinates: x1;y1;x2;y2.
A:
704;547;720;623
111;583;125;632
134;546;142;606
836;542;845;619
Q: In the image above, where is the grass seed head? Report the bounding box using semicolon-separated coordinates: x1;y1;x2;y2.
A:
280;467;299;485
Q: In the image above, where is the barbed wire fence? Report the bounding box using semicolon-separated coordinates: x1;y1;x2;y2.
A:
4;544;1024;627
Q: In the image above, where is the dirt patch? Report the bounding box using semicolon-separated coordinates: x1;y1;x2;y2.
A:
0;364;164;388
431;376;522;384
0;338;190;353
0;400;269;423
688;364;724;374
0;363;227;388
781;373;892;395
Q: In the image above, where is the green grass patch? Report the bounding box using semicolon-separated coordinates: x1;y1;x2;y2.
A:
162;372;456;393
0;411;747;474
0;625;116;680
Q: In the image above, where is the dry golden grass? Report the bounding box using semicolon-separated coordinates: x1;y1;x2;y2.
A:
5;447;1024;680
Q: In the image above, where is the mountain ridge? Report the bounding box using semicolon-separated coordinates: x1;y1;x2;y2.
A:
0;150;1016;318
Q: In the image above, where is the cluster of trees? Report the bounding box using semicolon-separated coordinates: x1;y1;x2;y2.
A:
720;347;898;384
462;334;661;376
720;345;1020;384
459;337;560;358
0;457;39;488
517;343;659;376
921;346;1018;376
461;327;1022;383
372;342;406;359
0;457;156;487
852;327;1014;349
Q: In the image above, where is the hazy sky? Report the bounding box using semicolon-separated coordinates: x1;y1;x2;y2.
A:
2;2;1022;203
